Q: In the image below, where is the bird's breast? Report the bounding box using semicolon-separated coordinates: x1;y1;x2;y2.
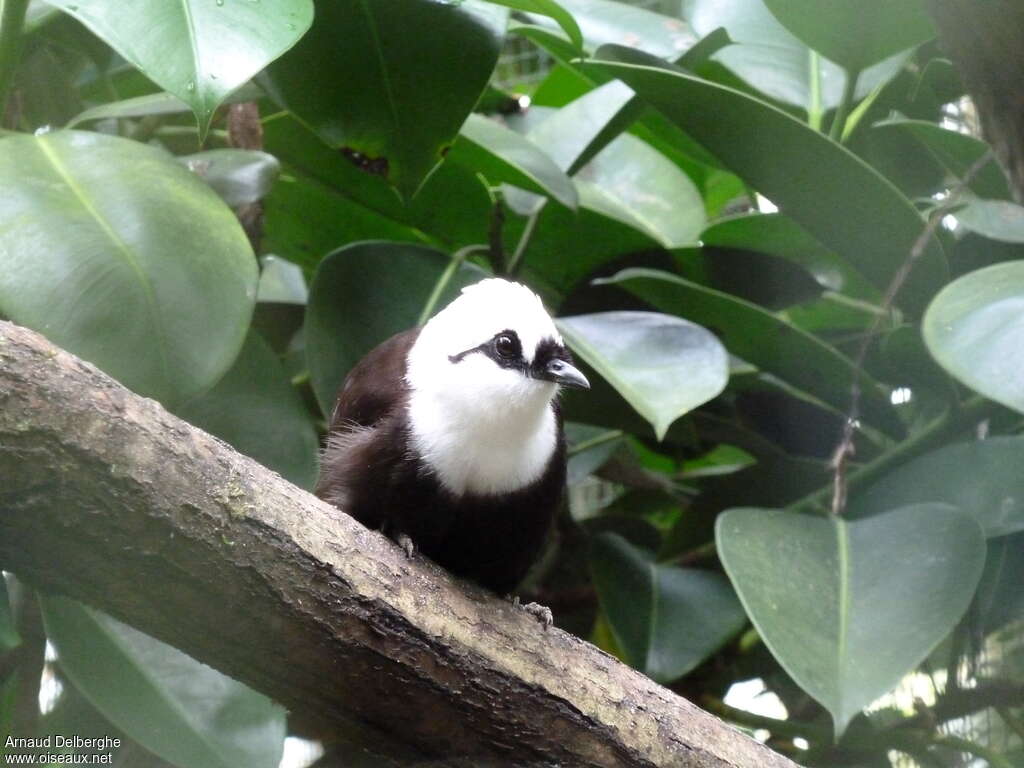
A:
405;394;559;498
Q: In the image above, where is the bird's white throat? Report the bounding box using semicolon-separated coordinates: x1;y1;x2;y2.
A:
405;383;558;497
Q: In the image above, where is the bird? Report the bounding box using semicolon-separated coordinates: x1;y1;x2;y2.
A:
315;278;589;616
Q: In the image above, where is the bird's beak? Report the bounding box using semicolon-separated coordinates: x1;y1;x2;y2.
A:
541;358;590;389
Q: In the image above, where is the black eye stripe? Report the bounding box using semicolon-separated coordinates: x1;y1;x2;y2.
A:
449;330;523;365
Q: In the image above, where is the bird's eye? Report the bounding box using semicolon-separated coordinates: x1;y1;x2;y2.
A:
495;334;517;359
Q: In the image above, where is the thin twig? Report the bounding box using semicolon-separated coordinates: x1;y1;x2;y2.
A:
828;150;994;516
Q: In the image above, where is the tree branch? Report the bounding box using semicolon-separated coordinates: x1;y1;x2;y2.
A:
0;321;795;768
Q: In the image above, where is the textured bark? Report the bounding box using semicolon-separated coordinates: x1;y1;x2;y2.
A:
0;321;796;768
926;0;1024;202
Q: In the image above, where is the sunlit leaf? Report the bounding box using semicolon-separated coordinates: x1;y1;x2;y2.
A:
953;199;1024;243
591;533;747;682
849;437;1024;538
923;260;1024;415
41;596;286;768
761;0;933;72
684;0;908;111
717;504;985;736
450;114;578;210
603;268;902;436
0;130;256;406
177;149;280;209
43;0;313;138
557;311;728;440
585;46;946;316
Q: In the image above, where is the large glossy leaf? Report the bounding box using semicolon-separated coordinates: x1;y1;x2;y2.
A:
557;311;728;440
42;0;313;138
261;114;494;257
524;84;705;248
41;596;286;768
701;213;879;299
953;199;1024;243
531;0;697;58
449;114;578;210
762;0;933;72
565;423;624;487
176;331;318;490
483;0;582;50
604;268;902;436
717;504;986;736
262;0;507;199
586;47;947;316
178;149;281;209
0;130;256;406
684;0;908;112
305;242;487;414
923;261;1024;415
0;582;18;652
257;255;308;305
849;437;1024;538
590;533;747;683
873;118;1011;200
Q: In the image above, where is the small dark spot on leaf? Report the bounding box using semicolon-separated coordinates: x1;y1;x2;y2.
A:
340;147;389;177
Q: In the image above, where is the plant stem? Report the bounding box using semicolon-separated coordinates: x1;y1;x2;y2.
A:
828;67;860;143
566;429;623;457
506;203;544;276
0;0;30;121
417;244;488;326
791;395;998;514
807;50;823;132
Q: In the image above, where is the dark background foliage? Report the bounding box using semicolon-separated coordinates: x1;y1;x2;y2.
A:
1;0;1023;765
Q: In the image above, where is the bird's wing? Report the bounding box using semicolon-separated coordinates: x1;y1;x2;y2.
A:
328;327;421;431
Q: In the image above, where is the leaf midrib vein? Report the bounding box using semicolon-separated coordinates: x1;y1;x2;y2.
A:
36;134;171;384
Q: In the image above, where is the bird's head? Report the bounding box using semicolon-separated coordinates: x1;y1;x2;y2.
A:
406;278;589;421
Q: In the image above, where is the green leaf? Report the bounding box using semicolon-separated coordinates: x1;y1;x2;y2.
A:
585;46;947;316
953;199;1024;243
41;596;286;768
0;581;19;652
701;213;879;299
717;504;986;736
532;0;697;58
590;533;747;683
65;84;265;129
449;114;578;210
557;311;728;440
0;130;256;406
578;134;705;249
261;0;507;199
257;255;308;305
566;423;624;486
178;149;281;209
524;84;706;247
761;0;934;72
923;261;1024;415
176;331;318;490
482;0;582;50
684;0;909;112
849;437;1024;538
305;241;487;415
43;0;313;139
604;268;903;436
873;118;1011;200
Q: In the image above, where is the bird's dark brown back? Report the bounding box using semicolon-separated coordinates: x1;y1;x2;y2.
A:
328;328;421;431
